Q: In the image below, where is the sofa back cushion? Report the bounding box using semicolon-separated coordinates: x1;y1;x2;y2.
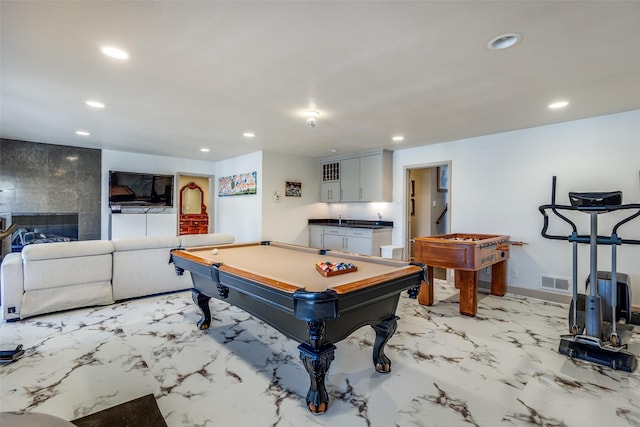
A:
22;241;114;291
180;233;234;248
112;235;187;301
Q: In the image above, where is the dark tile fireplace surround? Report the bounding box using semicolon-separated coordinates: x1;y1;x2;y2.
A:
0;139;101;257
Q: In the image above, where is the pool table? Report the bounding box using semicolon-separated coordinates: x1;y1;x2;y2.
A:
170;241;425;414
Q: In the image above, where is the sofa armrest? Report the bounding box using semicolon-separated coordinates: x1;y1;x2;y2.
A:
1;253;24;321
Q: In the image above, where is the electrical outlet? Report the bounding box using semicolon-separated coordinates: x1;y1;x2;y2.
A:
511;268;519;279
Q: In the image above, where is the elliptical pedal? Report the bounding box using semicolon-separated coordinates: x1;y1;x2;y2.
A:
559;335;637;372
0;344;25;365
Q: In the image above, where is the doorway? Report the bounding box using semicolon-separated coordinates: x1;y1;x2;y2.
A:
405;164;450;278
177;173;215;234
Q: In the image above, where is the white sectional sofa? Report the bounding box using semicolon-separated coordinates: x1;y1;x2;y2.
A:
0;233;234;321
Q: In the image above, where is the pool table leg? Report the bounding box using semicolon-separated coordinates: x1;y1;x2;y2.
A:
298;343;336;414
192;290;212;330
371;315;398;373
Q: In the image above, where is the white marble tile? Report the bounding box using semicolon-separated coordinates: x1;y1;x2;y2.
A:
1;281;639;426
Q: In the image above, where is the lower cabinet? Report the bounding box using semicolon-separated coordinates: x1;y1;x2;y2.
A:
309;225;325;248
111;213;177;239
310;226;391;256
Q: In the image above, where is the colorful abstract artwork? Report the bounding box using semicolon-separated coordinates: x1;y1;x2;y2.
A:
218;171;257;196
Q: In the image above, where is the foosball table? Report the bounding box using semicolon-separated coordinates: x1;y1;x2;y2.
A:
414;233;510;316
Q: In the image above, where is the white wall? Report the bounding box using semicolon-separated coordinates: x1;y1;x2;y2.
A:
261;151;326;245
101;150;216;239
214;151;263;243
392;109;640;304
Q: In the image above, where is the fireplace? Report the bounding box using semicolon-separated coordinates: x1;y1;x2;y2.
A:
11;213;78;252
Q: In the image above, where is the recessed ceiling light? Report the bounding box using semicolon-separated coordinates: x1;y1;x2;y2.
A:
101;46;129;60
75;130;90;136
243;132;255;138
85;100;105;109
487;33;522;50
328;149;337;153
392;136;404;142
548;100;569;109
200;148;210;152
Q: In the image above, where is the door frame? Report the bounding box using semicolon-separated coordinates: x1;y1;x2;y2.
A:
404;161;451;261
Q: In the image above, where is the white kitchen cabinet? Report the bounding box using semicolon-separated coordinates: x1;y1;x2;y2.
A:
359;152;392;202
319;150;393;203
309;225;391;256
320;181;340;202
111;213;177;239
322;227;346;251
344;228;373;254
309;225;324;248
320;161;341;202
339;157;360;202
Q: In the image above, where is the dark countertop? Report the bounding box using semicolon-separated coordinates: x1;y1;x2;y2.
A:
308;218;393;229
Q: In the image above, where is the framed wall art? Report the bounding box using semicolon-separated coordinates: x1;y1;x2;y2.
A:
218;171;257;196
285;181;302;197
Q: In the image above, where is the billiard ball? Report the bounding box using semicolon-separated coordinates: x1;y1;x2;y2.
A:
212;248;219;255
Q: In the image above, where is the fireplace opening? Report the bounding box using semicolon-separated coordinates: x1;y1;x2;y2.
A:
11;213;78;252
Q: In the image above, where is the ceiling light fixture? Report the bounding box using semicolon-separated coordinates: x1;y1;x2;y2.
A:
548;100;569;109
392;136;404;142
487;33;522;50
75;130;90;136
85;100;105;109
101;46;129;60
200;148;210;152
243;132;255;138
305;111;320;128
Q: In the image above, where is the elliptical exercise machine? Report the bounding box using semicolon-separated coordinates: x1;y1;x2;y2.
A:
539;176;640;372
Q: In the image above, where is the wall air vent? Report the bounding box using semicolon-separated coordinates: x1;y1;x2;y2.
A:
541;275;570;292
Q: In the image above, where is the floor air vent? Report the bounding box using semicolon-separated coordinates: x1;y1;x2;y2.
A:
541;275;570;292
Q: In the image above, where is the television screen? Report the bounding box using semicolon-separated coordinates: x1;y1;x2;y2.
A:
109;171;174;207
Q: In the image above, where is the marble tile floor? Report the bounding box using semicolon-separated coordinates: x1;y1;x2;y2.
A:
1;281;639;427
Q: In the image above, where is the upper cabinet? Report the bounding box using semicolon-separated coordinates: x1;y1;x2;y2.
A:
319;150;392;203
320;161;341;202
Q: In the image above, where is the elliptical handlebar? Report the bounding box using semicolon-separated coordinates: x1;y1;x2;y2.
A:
539;176;640;245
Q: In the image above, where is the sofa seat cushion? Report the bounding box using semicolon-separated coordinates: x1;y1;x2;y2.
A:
21;281;113;318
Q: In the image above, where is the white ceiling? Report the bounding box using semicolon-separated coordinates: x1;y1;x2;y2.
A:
2;1;640;162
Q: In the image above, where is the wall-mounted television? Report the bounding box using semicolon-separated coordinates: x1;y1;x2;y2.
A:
109;171;174;207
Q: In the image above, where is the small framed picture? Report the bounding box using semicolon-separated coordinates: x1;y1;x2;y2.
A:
437;165;448;192
285;181;302;197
